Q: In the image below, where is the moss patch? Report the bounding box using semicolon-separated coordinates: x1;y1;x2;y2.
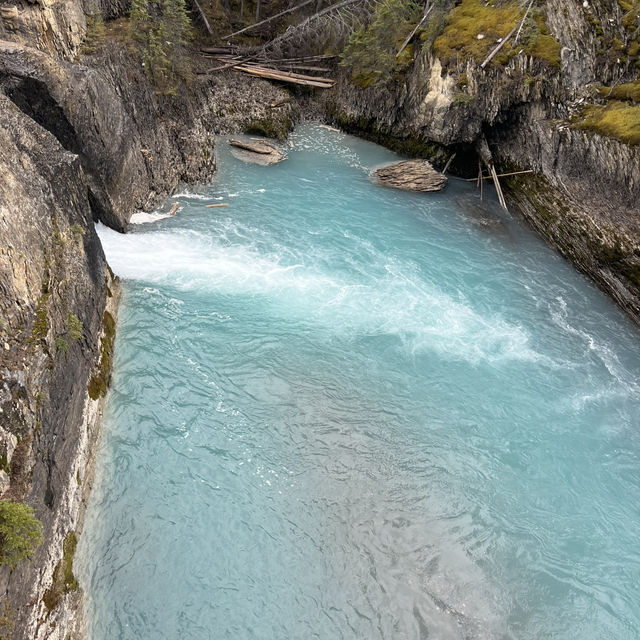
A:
597;80;640;104
42;531;78;612
574;101;640;145
433;0;521;66
245;116;293;141
28;292;50;345
433;0;560;68
87;311;116;400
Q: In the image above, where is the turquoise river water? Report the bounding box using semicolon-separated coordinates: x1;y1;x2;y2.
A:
76;126;640;639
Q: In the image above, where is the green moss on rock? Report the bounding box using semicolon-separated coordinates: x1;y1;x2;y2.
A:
42;531;78;612
574;101;640;145
245;116;293;141
28;292;50;345
433;0;521;66
87;311;116;400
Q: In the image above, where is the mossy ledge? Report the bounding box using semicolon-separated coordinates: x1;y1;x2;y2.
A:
42;531;78;612
87;311;117;401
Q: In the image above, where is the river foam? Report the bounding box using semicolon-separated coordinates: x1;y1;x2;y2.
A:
80;125;640;640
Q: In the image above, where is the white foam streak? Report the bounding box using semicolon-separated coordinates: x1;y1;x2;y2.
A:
98;224;536;364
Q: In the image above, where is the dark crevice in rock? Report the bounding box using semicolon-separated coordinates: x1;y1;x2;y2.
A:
1;77;81;155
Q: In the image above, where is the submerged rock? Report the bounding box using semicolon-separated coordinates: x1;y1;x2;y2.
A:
229;138;287;165
374;160;447;192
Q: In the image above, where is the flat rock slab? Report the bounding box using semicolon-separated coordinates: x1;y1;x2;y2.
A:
374;160;447;192
229;138;287;165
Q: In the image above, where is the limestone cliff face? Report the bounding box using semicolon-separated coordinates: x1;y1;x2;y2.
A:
0;90;113;639
0;0;296;635
323;0;640;323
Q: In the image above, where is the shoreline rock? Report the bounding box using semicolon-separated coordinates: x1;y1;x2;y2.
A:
374;159;447;192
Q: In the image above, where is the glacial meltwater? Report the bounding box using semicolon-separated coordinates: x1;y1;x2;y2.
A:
76;126;640;639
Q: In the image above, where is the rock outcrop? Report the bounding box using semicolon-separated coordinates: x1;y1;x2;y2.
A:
321;0;640;323
229;137;288;164
374;159;447;192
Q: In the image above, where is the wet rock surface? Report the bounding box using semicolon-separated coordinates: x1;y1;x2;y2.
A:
229;137;287;164
374;159;447;192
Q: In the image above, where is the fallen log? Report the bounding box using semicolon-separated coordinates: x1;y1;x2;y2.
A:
229;139;277;154
236;65;334;88
169;203;179;216
223;0;315;39
480;24;518;70
397;3;433;58
205;203;230;208
190;0;213;35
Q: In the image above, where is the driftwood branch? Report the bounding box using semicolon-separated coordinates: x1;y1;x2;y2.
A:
514;0;534;45
223;0;316;39
480;24;518;70
261;0;366;52
396;3;433;58
190;0;213;34
464;169;533;181
191;0;213;34
442;152;456;175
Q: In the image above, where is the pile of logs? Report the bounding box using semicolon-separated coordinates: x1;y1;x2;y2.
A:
201;48;336;88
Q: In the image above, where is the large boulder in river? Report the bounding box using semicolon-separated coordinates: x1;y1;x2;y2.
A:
374;159;447;192
229;138;287;165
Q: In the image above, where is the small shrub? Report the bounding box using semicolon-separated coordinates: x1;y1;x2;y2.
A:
340;0;422;87
70;224;86;241
0;500;43;569
82;13;106;54
28;293;50;345
55;337;68;354
453;91;476;106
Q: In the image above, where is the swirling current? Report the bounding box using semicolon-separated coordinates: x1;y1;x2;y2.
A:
76;126;640;639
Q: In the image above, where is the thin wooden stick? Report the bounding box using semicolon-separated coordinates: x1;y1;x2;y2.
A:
191;0;213;35
396;4;433;58
480;24;518;69
206;203;229;208
223;0;315;38
487;162;508;211
207;56;258;72
442;152;456;175
464;169;534;181
514;0;534;45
